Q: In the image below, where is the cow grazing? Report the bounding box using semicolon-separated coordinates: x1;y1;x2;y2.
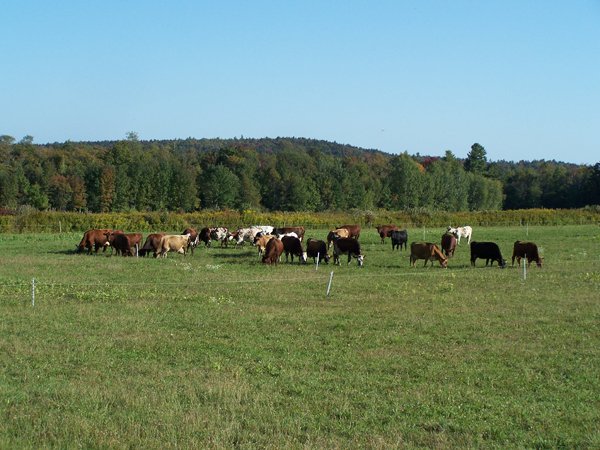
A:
182;228;200;254
410;242;448;268
139;233;166;257
306;238;330;264
210;227;229;247
326;228;350;249
375;224;399;244
337;224;361;240
470;241;506;268
199;227;212;247
391;229;408;251
274;226;305;241
262;238;284;264
447;225;473;245
105;232;143;257
254;234;275;256
441;232;457;258
157;234;191;258
76;229;112;254
281;235;307;263
512;241;543;268
333;237;364;267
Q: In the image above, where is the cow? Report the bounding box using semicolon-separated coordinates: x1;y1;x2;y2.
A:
281;235;307;263
337;224;361;240
262;238;284;264
182;228;200;255
391;229;408;251
470;241;506;268
76;229;112;254
441;232;457;258
253;225;274;236
512;241;543;268
230;227;263;246
326;228;350;249
139;233;166;257
410;242;448;268
254;234;275;256
210;227;230;247
274;226;305;241
306;238;330;264
104;231;143;257
375;224;399;244
447;225;473;245
199;227;212;247
157;234;191;258
333;237;364;267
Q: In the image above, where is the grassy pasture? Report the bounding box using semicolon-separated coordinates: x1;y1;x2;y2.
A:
1;225;599;448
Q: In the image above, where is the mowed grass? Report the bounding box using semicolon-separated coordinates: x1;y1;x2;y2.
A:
1;225;599;448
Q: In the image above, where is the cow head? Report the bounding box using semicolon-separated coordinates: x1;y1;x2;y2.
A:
301;252;307;264
500;259;507;268
440;257;448;268
357;254;365;267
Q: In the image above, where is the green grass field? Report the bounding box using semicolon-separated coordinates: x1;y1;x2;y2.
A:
1;225;599;448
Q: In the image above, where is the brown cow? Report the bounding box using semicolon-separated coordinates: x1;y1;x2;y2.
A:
139;233;166;257
410;242;448;268
306;238;330;264
76;229;112;254
441;232;457;258
512;241;543;268
375;224;399;244
105;231;143;256
157;234;191;258
262;238;284;264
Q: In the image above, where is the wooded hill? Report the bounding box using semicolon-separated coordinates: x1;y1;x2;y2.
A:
1;135;598;213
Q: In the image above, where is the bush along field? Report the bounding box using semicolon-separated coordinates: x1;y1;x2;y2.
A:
1;225;599;448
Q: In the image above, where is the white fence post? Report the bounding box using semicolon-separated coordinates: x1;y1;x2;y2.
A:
326;271;334;297
316;252;320;271
32;278;35;307
523;254;527;281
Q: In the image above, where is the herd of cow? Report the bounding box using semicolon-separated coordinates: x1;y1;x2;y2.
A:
75;224;543;269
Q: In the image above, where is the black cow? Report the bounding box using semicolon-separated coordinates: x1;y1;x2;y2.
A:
333;237;364;267
390;230;408;251
281;235;307;263
470;241;506;267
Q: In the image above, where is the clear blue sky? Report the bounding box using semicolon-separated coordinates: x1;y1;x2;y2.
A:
2;1;599;164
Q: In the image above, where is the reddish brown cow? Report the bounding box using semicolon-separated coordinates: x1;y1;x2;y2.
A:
441;232;457;258
337;224;361;240
77;229;112;254
262;238;284;264
182;228;200;255
375;224;399;244
105;231;143;256
512;241;543;268
139;233;166;257
410;242;448;268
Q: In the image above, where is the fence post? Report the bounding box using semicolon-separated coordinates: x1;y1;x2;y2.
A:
523;254;527;281
316;252;320;271
326;271;334;297
32;278;35;307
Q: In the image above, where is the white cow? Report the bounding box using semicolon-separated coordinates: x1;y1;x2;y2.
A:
447;225;473;245
157;234;191;258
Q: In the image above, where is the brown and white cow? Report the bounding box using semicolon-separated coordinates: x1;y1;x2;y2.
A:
182;228;200;255
512;241;543;268
306;238;330;264
210;227;230;247
333;237;364;267
337;224;361;240
441;232;457;258
76;229;113;254
254;234;275;257
262;238;284;264
326;228;350;249
281;235;307;263
375;224;399;244
410;242;448;268
274;226;305;241
139;233;166;257
157;234;191;258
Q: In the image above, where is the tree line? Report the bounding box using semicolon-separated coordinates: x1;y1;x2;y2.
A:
0;134;598;213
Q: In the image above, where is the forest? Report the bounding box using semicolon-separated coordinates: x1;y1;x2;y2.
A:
1;134;599;213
